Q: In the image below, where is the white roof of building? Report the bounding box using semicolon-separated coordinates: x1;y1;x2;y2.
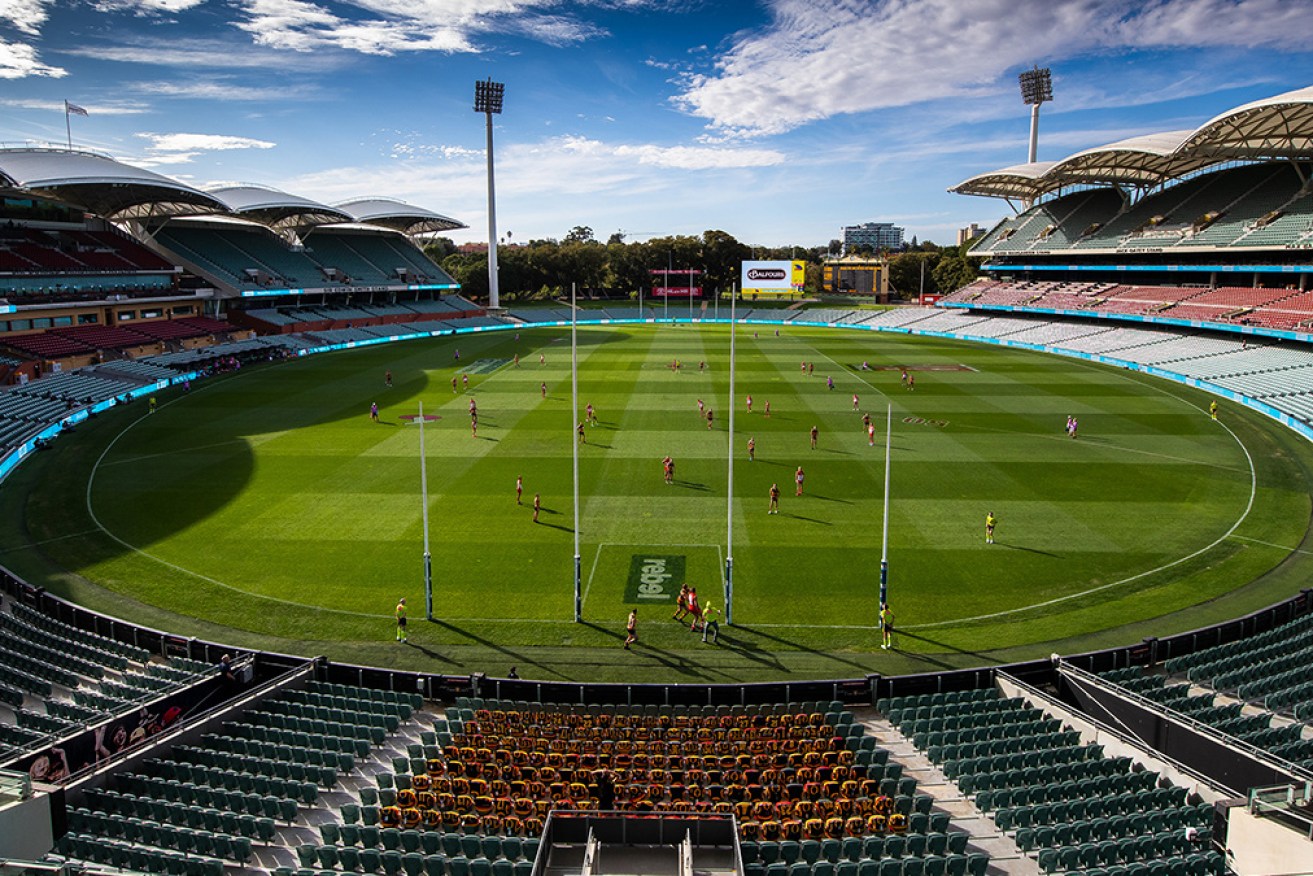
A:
0;148;230;218
952;85;1313;201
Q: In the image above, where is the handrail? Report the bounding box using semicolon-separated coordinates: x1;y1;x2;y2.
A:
1248;783;1313;841
1060;660;1313;785
998;669;1231;796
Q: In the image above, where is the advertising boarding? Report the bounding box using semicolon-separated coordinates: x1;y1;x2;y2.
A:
741;260;805;298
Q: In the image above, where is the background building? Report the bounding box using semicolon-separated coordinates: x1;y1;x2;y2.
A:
956;223;985;246
842;221;904;252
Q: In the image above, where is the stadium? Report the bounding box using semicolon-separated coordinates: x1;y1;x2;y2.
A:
1;84;1313;876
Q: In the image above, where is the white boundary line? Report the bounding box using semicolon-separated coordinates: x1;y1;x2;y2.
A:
72;328;1274;632
902;392;1258;630
85;392;388;619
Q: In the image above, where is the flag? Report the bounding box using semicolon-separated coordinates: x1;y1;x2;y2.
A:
65;101;88;117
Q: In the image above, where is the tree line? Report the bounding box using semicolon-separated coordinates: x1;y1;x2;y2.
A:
424;226;980;302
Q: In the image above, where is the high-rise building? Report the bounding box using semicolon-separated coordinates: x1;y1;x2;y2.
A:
957;224;985;246
842;222;904;252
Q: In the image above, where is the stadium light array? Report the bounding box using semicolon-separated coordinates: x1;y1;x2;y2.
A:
1018;66;1054;167
1018;66;1053;106
474;79;505;115
475;79;505;309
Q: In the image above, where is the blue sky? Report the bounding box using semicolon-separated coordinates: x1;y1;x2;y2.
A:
2;0;1313;247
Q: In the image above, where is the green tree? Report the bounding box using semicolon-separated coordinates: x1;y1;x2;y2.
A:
887;252;941;298
564;225;595;244
422;237;457;260
442;252;488;300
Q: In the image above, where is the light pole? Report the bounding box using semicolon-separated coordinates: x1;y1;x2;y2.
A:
474;78;505;309
1019;66;1052;165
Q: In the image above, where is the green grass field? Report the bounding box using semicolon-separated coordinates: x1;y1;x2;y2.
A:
4;322;1313;683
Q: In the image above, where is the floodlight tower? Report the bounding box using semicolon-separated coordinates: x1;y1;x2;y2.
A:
1018;66;1053;164
474;78;505;309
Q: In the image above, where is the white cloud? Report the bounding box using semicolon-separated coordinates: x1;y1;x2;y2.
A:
0;0;52;34
63;37;346;71
0;97;147;114
675;0;1313;137
132;80;318;101
0;38;65;78
232;0;607;56
557;135;785;170
132;131;277;165
278;132;789;225
90;0;209;13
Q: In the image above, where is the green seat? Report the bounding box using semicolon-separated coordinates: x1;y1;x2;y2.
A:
471;858;493;876
801;840;822;865
923;857;946;876
758;843;780;865
340;848;361;871
298;844;319;868
780;841;801;865
492;860;514;876
318;845;340;869
837;862;859;876
382;828;403;851
402;831;423;853
814;864;835;876
403;852;426;876
360;849;383;874
481;837;502;860
461;836;482;859
448;857;471;876
945;856;967;876
424;855;447;876
381;850;404;876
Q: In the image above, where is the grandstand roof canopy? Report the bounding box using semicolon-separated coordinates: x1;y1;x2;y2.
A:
0;148;230;219
1178;85;1313;159
1043;131;1218;187
332;197;467;235
209;185;353;231
948;162;1056;200
951;84;1313;202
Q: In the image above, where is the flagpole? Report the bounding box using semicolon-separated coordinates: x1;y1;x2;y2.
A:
724;283;736;625
571;282;582;622
879;403;892;613
419;401;434;621
64;101;72;151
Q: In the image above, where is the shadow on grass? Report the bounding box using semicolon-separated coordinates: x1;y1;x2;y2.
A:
894;628;993;662
784;513;830;526
813;494;853;505
995;541;1061;558
734;624;871;673
403;639;465;668
677;481;711;492
428;619;560;678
